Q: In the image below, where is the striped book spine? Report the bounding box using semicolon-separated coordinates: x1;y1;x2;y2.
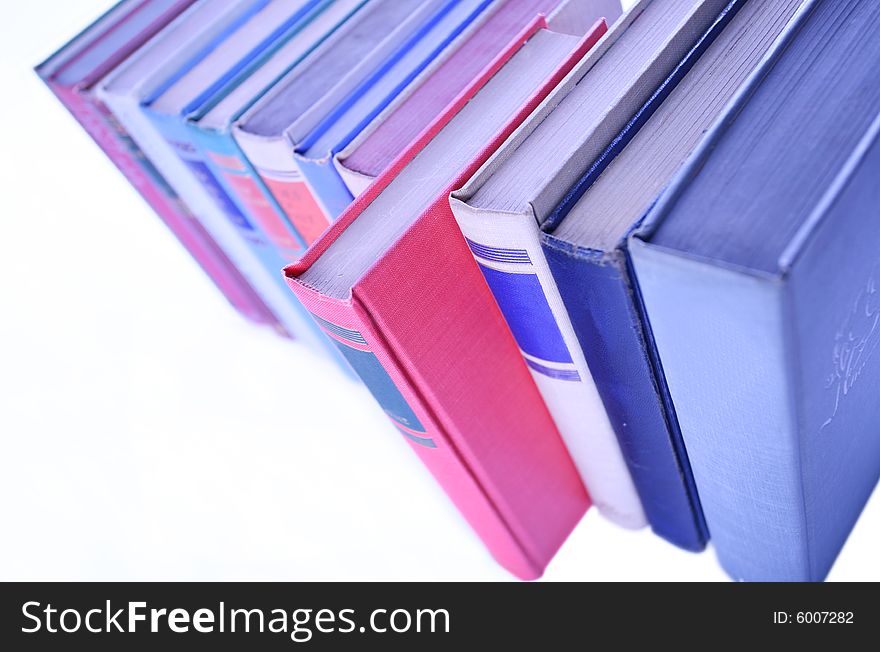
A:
193;126;305;260
46;82;277;328
450;200;645;528
233;130;333;246
147;111;351;369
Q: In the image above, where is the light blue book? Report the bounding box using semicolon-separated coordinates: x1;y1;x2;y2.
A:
293;0;494;217
141;0;354;364
233;0;492;246
630;0;880;581
184;0;368;261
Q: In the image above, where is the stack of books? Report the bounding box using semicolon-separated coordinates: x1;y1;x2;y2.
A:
38;0;880;581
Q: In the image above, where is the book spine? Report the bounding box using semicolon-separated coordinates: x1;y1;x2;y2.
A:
451;201;645;528
630;107;880;582
629;240;807;580
103;91;299;340
148;109;350;363
46;82;275;328
356;200;589;577
295;154;355;225
541;236;708;551
150;119;270;255
192;125;362;369
189;125;305;261
292;297;546;580
332;153;374;197
286;201;588;578
234;132;333;246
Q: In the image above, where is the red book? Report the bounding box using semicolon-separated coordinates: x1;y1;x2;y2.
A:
284;19;606;579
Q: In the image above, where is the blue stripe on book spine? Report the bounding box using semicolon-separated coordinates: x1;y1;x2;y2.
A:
475;262;573;366
311;314;368;345
524;358;581;381
312;314;436;448
466;238;531;264
181;158;258;233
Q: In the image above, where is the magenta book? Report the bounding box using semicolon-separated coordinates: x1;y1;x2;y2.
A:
36;0;282;331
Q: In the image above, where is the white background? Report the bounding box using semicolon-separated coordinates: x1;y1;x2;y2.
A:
0;0;876;582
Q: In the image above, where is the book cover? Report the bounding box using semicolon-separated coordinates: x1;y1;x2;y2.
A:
630;0;880;581
448;0;649;529
185;0;367;262
36;0;276;328
233;0;463;246
284;21;606;578
142;0;354;360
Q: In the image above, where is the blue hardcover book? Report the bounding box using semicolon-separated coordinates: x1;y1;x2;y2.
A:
142;0;352;363
185;0;367;261
233;0;490;246
293;0;494;216
630;0;880;581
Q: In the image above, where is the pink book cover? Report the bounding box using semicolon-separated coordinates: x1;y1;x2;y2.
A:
285;19;606;579
37;0;282;332
336;0;619;189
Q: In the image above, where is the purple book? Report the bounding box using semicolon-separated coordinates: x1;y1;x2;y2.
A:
36;0;284;332
333;0;621;195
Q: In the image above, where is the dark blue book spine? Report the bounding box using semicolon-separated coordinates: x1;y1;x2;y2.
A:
541;238;707;551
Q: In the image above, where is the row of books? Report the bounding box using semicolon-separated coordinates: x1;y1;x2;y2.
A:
39;0;880;581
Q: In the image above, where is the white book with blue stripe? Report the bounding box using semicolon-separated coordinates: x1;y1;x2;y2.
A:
451;197;645;527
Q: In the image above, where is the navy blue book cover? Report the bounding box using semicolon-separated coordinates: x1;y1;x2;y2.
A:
541;243;707;549
631;0;880;580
